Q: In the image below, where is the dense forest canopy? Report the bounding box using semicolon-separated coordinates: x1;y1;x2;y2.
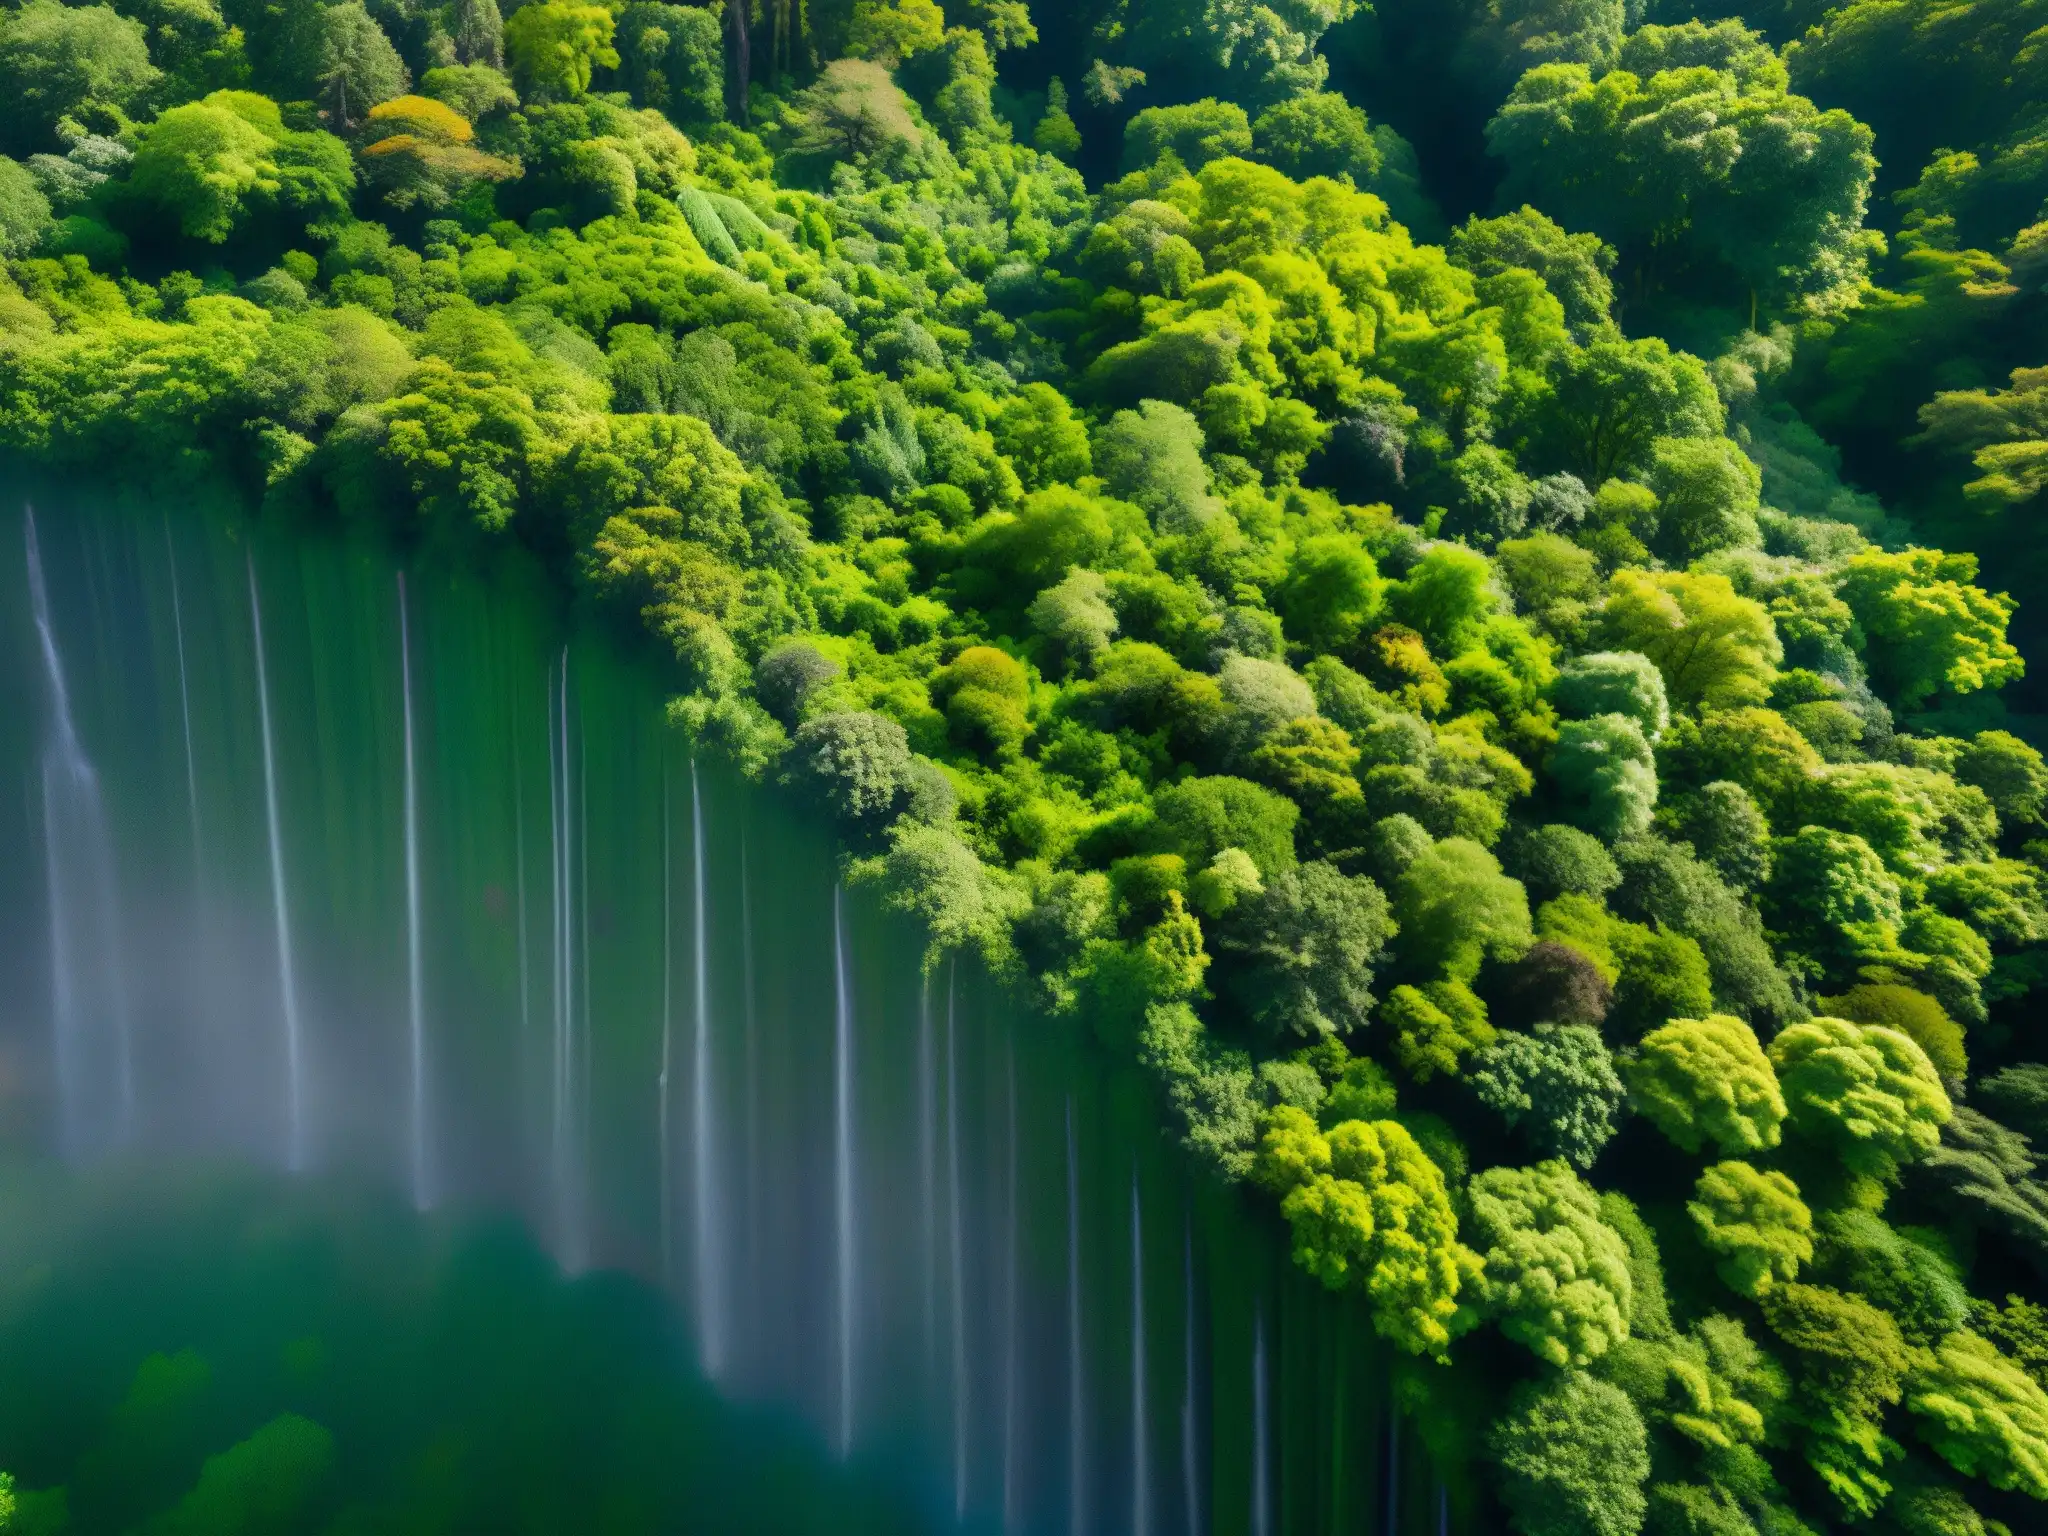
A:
4;0;2048;1530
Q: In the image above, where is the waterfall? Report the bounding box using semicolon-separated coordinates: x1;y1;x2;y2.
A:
1001;1041;1018;1532
738;827;759;1357
26;507;131;1153
919;972;938;1382
1252;1307;1270;1536
947;963;968;1519
691;757;723;1378
1386;1387;1400;1536
164;519;201;862
4;492;1442;1536
1067;1095;1085;1536
1182;1220;1199;1536
832;884;856;1457
659;768;674;1286
247;552;306;1171
398;574;430;1211
1131;1171;1148;1536
548;651;580;1266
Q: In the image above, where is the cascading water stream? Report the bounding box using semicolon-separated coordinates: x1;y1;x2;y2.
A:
738;828;760;1353
247;551;306;1171
1001;1040;1019;1533
1067;1095;1085;1536
919;973;938;1383
399;573;430;1211
832;883;857;1459
947;964;968;1519
1182;1221;1199;1536
4;493;1451;1536
164;518;201;862
691;757;724;1378
1386;1373;1401;1536
659;768;674;1286
25;506;131;1153
1253;1306;1272;1536
1132;1171;1149;1536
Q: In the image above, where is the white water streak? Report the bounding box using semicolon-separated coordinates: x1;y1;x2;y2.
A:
919;972;937;1382
832;885;856;1456
399;573;429;1210
947;963;968;1517
28;509;133;1148
247;552;305;1170
1068;1095;1085;1536
659;765;674;1286
1183;1219;1199;1536
1132;1170;1148;1536
1002;1039;1019;1531
1252;1308;1270;1536
691;758;723;1377
164;519;201;862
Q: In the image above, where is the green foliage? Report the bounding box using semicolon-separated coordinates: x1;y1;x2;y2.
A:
1384;979;1496;1082
1626;1014;1785;1157
1979;1065;2048;1146
1601;569;1782;713
1216;860;1392;1039
1250;92;1381;186
785;710;926;827
1835;549;2023;710
1816;1210;1969;1347
1822;984;1968;1082
1488;24;1877;313
1490;1371;1651;1536
1471;1023;1626;1169
1910;1106;2048;1276
1470;1158;1634;1366
1449;205;1614;333
0;2;158;156
506;3;619;102
1147;775;1299;879
1392;837;1533;983
1678;782;1773;893
1549;712;1659;840
14;6;2048;1529
1770;1015;1951;1184
1255;1105;1480;1357
0;158;52;258
1510;824;1621;901
1907;1331;2048;1500
1553;650;1670;740
121;91;354;245
1122;100;1252;172
1608;921;1716;1038
1690;1160;1814;1298
1763;1281;1912;1518
150;1413;336;1536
